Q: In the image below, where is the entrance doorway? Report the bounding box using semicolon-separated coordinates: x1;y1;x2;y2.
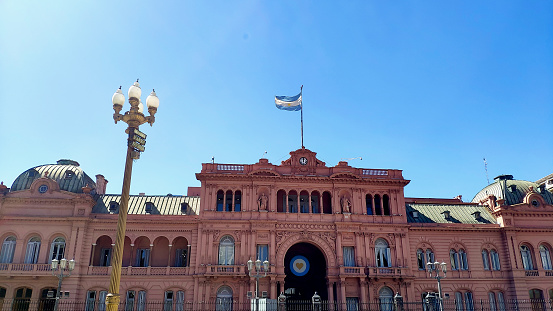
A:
284;242;328;301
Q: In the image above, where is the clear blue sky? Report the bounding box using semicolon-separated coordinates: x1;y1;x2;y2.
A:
1;1;552;201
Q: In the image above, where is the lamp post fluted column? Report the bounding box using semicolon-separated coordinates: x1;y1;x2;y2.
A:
247;258;270;311
51;258;75;311
105;80;159;311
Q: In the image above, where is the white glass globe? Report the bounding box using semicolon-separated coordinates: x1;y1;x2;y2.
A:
128;80;142;99
112;87;125;106
138;100;144;114
146;89;159;108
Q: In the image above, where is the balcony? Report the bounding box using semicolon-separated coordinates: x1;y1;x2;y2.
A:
339;266;366;277
0;263;51;276
86;266;191;276
367;266;407;278
525;270;539;277
205;265;245;277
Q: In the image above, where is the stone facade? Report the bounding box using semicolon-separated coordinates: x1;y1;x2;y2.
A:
1;148;553;308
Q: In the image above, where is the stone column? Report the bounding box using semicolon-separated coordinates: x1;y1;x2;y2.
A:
339;279;346;303
207;231;214;263
360;280;368;304
167;244;173;266
148;244;153;267
90;244;97;266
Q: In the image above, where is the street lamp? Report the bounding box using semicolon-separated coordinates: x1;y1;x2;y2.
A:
106;80;159;311
247;258;270;311
427;261;447;311
51;258;75;311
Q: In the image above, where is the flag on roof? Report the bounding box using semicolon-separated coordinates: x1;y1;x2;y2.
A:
275;91;302;111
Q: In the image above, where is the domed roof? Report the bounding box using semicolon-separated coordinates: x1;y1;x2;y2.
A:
10;159;96;193
472;175;553;205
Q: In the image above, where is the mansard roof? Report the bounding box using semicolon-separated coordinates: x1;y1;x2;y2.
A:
92;194;200;215
406;202;497;225
471;175;553;206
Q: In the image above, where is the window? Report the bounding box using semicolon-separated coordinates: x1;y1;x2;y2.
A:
375;239;391;268
383;194;390;216
64;170;74;179
366;194;373;215
417;249;425;270
521;245;534;270
86;291;97;311
109;202;119;213
450;249;459;270
218;236;234;265
125;290;135;311
85;290;107;311
459;249;469;270
136;249;150;267
257;245;268;262
311;191;320;213
482;250;490;270
216;190;224;211
465;292;474;311
164;291;174;311
0;236;16;264
346;297;359;311
374;194;382;215
225;190;233;211
539;245;552;270
175;291;184;311
234;191;241;212
455;292;464;311
216;286;233;311
175;249;188;267
343;247;355;267
145;202;154;214
529;289;545;311
13;287;32;311
490;250;501;271
454;291;474;311
299;191;309;213
24;237;41;264
379;287;394;311
322;191;332;214
288;190;298;213
50;237;66;262
426;249;435;265
100;248;111;266
125;290;146;311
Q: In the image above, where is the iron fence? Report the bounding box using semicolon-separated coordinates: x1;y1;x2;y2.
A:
0;298;551;311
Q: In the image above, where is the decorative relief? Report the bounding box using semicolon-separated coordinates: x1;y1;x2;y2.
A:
388;233;395;245
212;230;221;240
78;209;85;215
342;235;354;242
276;223;335;230
257;233;269;240
234;230;242;242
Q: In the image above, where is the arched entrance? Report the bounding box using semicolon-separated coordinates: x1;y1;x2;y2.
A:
284;242;328;301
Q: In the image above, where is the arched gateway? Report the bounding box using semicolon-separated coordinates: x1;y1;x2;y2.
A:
283;242;328;301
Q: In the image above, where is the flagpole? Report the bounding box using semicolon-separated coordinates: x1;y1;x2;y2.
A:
300;85;304;148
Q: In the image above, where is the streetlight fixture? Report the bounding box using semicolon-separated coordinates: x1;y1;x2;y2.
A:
247;258;270;311
51;258;75;311
106;80;159;311
426;261;447;311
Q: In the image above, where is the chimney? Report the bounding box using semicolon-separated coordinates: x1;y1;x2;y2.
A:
95;174;108;195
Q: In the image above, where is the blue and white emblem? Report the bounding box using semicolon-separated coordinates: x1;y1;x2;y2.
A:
290;255;309;276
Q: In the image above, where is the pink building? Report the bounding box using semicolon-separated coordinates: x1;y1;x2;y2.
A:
1;148;552;310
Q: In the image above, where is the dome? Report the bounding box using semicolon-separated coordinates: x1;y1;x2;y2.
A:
10;159;96;193
472;175;553;205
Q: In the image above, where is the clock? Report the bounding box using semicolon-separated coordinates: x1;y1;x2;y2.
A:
299;157;308;165
38;185;49;193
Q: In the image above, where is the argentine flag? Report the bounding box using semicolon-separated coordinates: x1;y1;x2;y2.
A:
275;92;302;111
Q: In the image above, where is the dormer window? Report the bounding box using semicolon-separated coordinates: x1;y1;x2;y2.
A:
508;185;517;193
65;171;75;179
181;202;188;214
109;201;119;213
412;211;419;218
472;211;481;219
145;202;154;214
442;210;451;219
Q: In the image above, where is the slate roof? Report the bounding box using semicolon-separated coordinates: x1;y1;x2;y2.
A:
406;203;497;224
472;179;553;205
92;194;200;216
11;160;96;193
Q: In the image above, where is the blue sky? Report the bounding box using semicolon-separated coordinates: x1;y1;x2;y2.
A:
1;1;551;201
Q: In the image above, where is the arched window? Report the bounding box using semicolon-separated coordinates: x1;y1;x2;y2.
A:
540;245;552;270
365;194;373;215
375;239;391;268
426;249;435;265
277;190;286;213
520;245;534;270
454;291;474;311
288;190;298;213
482;250;490;270
216;286;233;311
218;236;235;265
459;249;468;270
13;287;32;311
234;191;241;212
455;292;464;311
488;291;506;311
225;190;233;212
490;250;501;271
379;287;394;311
311;191;320;213
0;236;16;264
383;194;390;215
417;249;425;270
25;237;41;264
322;191;332;214
529;289;545;311
299;191;309;213
216;190;224;211
450;249;459;270
374;194;382;215
50;237;66;262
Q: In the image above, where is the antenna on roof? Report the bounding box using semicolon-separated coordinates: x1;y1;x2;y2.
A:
483;158;489;185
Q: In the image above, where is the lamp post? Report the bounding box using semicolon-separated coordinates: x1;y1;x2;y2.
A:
247;258;270;311
51;258;75;311
105;80;159;311
427;261;447;311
